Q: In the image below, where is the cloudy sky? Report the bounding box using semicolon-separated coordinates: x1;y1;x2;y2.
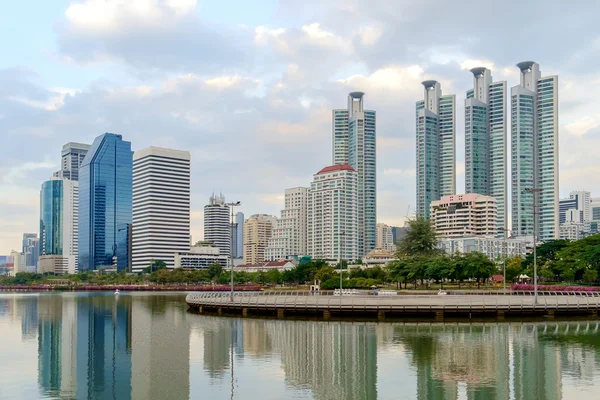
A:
1;0;600;254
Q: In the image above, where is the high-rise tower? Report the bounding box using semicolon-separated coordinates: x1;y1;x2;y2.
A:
53;142;91;181
465;67;507;234
332;92;376;257
511;62;559;241
132;147;191;271
78;133;133;272
203;194;231;257
416;81;456;218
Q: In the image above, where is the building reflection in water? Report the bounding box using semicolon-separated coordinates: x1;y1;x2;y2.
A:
4;293;600;399
3;293;190;400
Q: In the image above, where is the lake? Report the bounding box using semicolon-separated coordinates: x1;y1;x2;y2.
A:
0;292;599;399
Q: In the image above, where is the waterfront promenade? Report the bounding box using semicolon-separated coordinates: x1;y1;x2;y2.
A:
186;290;600;320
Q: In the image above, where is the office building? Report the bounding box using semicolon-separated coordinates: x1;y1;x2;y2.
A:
333;92;376;256
511;61;559;241
22;233;39;270
53;142;90;181
132;147;191;271
465;67;507;233
391;226;407;246
376;223;396;253
203;193;231;258
39;178;79;274
243;214;276;264
439;236;531;259
78;133;133;272
9;250;25;276
307;164;358;261
416;81;456;218
430;193;497;238
559;190;591;224
265;187;309;261
232;212;244;259
174;246;228;270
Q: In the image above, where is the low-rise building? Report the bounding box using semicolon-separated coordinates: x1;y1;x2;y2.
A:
38;255;76;275
430;193;497;238
235;260;296;273
439;236;532;260
174;246;228;270
376;223;396;253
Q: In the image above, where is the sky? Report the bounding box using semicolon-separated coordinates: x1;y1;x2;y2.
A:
1;0;600;254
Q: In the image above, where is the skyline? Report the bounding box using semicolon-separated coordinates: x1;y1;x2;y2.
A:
2;0;600;254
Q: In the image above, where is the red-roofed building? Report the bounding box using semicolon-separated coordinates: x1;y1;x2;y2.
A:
316;164;355;175
308;163;358;261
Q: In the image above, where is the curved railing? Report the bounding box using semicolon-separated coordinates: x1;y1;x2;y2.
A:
186;291;600;312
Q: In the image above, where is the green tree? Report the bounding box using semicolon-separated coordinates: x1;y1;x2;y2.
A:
583;269;598;284
315;266;335;282
463;252;496;288
208;263;223;281
396;217;439;257
523;240;569;269
144;259;167;273
505;256;524;283
265;269;281;284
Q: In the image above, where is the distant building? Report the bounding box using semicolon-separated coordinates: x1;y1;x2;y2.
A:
244;214;276;264
307;164;358;261
39;178;79;274
10;250;25;276
416;80;456;219
333;92;377;256
391;226;407;246
204;193;231;258
78;133;133;272
439;236;531;260
22;233;39;270
464;67;508;234
235;261;296;273
232;212;244;259
53;142;91;181
430;194;497;238
132;147;191;271
511;61;559;241
174;246;228;270
376;223;396;253
364;248;395;266
265;187;309;261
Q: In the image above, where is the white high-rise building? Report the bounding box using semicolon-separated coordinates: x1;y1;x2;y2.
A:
465;68;507;234
203;193;231;258
265;187;309;261
132;147;191;271
376;223;396;253
430;193;498;238
511;61;559;241
416;81;456;219
53;142;90;181
333;92;376;257
307;164;358;261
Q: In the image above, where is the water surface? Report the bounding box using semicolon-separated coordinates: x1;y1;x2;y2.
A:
0;292;599;399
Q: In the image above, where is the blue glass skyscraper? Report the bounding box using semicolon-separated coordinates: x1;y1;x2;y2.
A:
78;133;133;271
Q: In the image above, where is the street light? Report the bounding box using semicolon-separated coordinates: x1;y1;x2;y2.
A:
498;227;512;294
338;231;346;294
524;187;541;303
226;201;242;300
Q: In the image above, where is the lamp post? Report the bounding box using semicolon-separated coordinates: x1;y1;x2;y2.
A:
524;188;540;303
338;231;346;293
498;227;511;294
226;201;241;300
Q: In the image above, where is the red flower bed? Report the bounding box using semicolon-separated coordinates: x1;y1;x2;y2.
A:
513;283;600;292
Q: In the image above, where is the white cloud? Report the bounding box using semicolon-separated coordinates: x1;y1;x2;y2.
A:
2;161;56;185
359;26;383;46
564;116;599;136
301;23;334;40
338;65;424;90
460;59;494;71
64;0;197;32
